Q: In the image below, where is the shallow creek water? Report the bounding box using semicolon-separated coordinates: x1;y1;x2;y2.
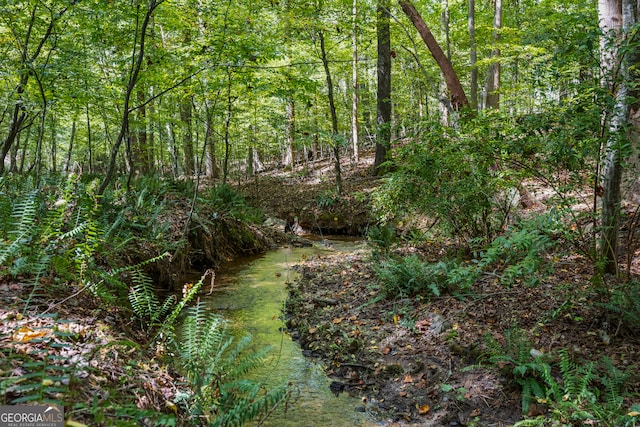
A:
202;239;380;427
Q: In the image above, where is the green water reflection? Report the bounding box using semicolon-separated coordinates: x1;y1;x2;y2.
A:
203;240;380;427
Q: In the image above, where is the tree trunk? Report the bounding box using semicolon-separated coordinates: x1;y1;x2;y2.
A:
222;71;234;184
597;0;635;275
166;121;179;178
352;0;360;163
204;108;219;178
319;30;343;195
485;0;502;110
86;104;93;174
442;0;451;60
374;0;392;174
399;0;469;111
468;0;478;110
99;0;163;195
284;100;295;168
65;118;77;173
180;97;195;176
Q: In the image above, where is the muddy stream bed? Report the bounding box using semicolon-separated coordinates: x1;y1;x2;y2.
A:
201;238;380;427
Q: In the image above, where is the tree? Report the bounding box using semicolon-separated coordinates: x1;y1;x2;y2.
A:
374;0;392;174
352;0;360;163
468;0;478;110
598;0;639;274
0;0;73;175
485;0;502;110
98;0;164;195
318;29;343;194
398;0;469;111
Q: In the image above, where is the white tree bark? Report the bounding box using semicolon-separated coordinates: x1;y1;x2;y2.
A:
485;0;502;110
598;0;637;274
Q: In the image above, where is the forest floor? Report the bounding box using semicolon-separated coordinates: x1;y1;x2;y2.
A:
1;150;638;426
245;151;640;426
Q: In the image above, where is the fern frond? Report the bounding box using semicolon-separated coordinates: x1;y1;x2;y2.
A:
128;268;175;324
0;192;38;267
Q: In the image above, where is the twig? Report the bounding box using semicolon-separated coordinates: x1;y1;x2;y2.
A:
42;283;92;315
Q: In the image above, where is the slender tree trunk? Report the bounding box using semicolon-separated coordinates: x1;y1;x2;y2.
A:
352;0;359;163
86;104;93;173
133;88;149;173
442;0;451;60
468;0;478;110
166;121;179;178
222;70;234;184
399;0;469;111
204;108;219;178
485;0;502;110
180;97;195;176
34;72;48;184
284;100;295;167
319;30;343;194
374;0;392;174
98;0;163;195
598;0;638;274
64;118;76;173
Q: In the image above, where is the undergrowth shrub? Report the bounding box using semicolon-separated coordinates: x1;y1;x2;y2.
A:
0;175;102;284
372;116;522;243
366;224;396;258
373;215;558;300
597;280;640;333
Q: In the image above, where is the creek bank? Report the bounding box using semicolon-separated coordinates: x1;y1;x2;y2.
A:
285;244;640;426
284;247;518;426
239;163;380;237
0;192;311;425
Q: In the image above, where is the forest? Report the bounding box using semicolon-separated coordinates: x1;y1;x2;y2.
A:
0;0;639;425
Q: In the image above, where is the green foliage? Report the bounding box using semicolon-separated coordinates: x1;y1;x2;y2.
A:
100;177;176;253
170;302;288;426
0;175;103;283
373;116;519;242
373;215;558;300
472;225;555;287
486;329;636;426
373;254;456;299
366;223;396;257
127;255;176;327
208;183;263;223
315;189;340;208
596;280;640;333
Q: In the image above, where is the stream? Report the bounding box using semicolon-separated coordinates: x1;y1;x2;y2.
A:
202;238;380;427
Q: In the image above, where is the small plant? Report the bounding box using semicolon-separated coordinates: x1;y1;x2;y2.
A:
597;280;640;333
366;223;396;257
373;254;448;299
170;302;288;426
208;183;262;222
315;189;340;208
486;329;636;426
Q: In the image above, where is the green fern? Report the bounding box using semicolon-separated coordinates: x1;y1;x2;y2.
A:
171;302;288;426
0;192;38;270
